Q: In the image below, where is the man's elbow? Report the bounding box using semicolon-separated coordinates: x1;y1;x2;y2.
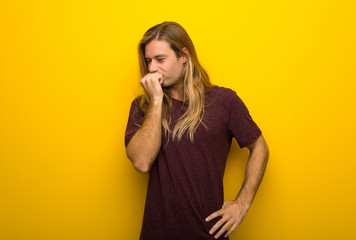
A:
133;160;152;174
265;143;269;159
126;153;152;173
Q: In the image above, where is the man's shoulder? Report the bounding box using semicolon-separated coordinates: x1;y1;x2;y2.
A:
128;95;146;109
207;86;239;101
128;95;146;117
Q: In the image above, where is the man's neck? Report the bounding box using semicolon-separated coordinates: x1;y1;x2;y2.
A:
166;82;184;101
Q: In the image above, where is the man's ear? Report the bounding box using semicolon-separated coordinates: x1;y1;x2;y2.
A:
181;47;189;64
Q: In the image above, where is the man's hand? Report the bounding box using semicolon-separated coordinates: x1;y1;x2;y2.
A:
140;72;164;103
206;200;249;239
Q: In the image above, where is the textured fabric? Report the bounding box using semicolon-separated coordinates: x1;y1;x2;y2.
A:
125;86;262;240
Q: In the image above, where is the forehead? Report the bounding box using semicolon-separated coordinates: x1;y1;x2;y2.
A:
144;39;175;58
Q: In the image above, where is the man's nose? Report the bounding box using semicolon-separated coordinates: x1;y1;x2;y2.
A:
148;60;158;73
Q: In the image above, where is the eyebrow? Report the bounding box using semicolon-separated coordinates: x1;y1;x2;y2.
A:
145;54;168;60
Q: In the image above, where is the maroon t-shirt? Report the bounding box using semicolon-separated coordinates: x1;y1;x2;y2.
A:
125;86;261;240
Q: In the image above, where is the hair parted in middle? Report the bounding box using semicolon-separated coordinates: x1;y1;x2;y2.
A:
137;21;213;142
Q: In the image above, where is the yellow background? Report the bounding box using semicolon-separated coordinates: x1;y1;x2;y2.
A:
1;0;355;239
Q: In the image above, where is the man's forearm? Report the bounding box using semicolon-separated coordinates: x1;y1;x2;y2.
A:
126;100;162;173
235;135;269;207
205;135;269;239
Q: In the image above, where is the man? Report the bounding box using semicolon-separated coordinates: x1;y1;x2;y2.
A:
125;21;269;240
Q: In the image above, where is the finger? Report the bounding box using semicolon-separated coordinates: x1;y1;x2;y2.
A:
205;210;222;222
208;217;227;235
150;75;162;86
149;72;162;81
141;75;160;89
214;220;233;239
141;73;156;82
139;75;147;85
152;72;162;78
154;73;163;84
140;74;153;87
224;222;239;238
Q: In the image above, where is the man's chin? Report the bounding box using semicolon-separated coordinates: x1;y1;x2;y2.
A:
161;81;169;88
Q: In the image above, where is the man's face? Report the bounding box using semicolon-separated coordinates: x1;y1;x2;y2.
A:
144;39;186;89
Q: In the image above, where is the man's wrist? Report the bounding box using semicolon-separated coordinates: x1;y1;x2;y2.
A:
234;192;253;209
149;98;163;108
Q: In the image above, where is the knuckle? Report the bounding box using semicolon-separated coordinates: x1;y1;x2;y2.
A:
222;213;230;219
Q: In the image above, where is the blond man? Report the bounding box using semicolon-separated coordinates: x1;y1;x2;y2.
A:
125;22;269;240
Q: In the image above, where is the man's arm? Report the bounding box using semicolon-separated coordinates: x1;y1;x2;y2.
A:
126;73;164;173
206;134;269;238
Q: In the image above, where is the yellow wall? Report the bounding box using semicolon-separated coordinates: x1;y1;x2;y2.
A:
1;0;355;239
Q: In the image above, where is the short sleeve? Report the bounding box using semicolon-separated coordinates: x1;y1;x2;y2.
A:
124;99;145;147
228;91;262;148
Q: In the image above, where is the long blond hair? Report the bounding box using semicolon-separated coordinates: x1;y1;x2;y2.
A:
137;21;213;142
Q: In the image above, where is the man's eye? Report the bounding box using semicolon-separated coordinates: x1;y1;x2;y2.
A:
157;58;165;62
